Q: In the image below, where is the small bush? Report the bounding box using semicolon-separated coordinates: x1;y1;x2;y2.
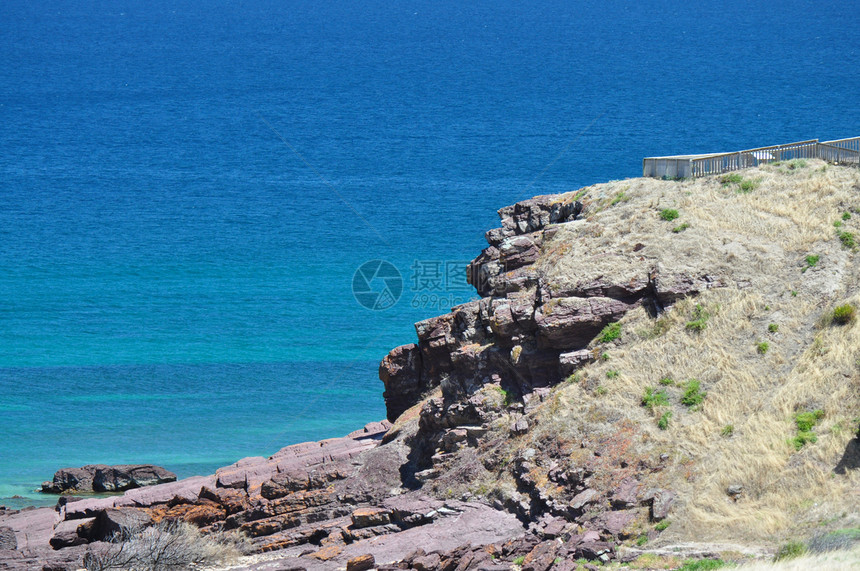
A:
787;159;807;169
738;179;759;193
658;411;672;430
808;527;860;553
598;321;622;343
642;387;670;409
83;520;246;571
660;209;680;221
606;370;619;379
832;304;855;325
672;222;691;233
834;220;843;228
721;424;734;437
655;520;671;531
513;555;525;565
803;254;819;272
757;341;769;354
843;211;852;221
681;379;705;407
768;323;779;333
659;376;674;386
721;173;743;186
611;191;630;205
685;304;710;332
596;385;608;396
497;386;515;407
791;431;818;450
773;540;807;561
795;410;824;432
838;231;856;249
636;534;648;546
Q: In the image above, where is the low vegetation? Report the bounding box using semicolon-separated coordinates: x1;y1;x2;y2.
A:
660;208;680;221
680;379;706;407
83;521;246;571
598;321;622;343
802;254;819;272
686;303;710;332
831;304;855;325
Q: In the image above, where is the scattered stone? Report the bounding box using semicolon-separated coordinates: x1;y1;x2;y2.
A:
511;417;530;435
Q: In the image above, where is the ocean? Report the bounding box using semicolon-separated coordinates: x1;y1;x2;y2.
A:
1;0;857;506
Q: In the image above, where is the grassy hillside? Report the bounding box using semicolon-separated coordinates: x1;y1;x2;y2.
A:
443;160;860;560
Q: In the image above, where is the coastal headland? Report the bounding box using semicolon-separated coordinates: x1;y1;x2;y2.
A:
2;160;859;570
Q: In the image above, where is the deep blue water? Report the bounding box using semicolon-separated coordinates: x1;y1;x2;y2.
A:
1;0;858;505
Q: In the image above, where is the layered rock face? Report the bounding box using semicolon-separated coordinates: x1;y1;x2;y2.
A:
380;192;718;424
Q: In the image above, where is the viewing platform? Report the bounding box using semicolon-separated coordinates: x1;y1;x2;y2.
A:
643;137;859;179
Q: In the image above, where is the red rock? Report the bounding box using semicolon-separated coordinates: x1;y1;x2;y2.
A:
347;553;376;571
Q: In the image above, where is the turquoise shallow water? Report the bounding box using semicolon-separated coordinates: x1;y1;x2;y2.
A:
1;0;858;505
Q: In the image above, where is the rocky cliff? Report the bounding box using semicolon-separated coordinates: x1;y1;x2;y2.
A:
3;160;859;571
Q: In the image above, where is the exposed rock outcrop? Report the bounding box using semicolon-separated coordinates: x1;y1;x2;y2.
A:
40;464;177;494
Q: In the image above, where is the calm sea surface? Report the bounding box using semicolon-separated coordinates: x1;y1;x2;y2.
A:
1;0;857;505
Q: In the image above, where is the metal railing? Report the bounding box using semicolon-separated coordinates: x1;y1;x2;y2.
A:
644;136;860;178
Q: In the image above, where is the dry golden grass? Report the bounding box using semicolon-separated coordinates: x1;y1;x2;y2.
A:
737;544;860;570
529;162;860;543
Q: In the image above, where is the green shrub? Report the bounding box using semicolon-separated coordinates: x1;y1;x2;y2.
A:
721;424;734;437
681;379;705;407
513;555;525;565
843;211;852;221
611;191;630;205
773;541;806;561
686;304;710;332
598;321;622;343
834;220;843;228
657;411;672;430
795;410;824;432
660;209;680;221
803;254;819;272
596;385;608;396
497;386;515;407
636;534;648;546
787;159;807;169
642;387;670;409
838;231;856;249
791;431;818;450
832;304;855;325
659;376;674;386
721;173;743;186
655;520;671;531
672;222;691;233
757;341;769;354
739;179;759;193
768;323;779;333
606;370;619;379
